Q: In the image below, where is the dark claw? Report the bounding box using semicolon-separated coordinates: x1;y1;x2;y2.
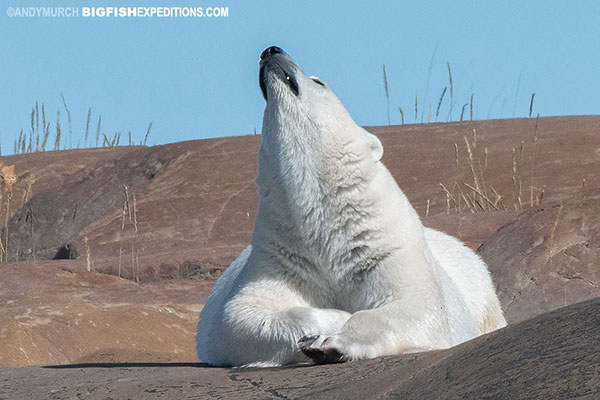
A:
298;335;345;365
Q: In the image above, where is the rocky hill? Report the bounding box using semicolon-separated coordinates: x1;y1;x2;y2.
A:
1;116;599;398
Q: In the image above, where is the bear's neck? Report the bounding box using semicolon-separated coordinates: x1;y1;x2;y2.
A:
253;125;406;280
255;123;328;227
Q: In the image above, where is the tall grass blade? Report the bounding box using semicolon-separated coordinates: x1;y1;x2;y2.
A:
512;73;522;117
143;122;152;146
54;111;61;151
60;93;73;148
435;87;447;121
398;107;404;125
41;122;50;151
421;43;437;122
84;108;91;147
35;102;39;137
470;93;474;121
460;104;467;121
95;115;102;147
447;62;453;120
382;64;390;125
414;95;418;123
41;104;46;138
529;92;535;118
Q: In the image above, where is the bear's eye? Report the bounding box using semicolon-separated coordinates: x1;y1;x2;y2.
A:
312;78;325;87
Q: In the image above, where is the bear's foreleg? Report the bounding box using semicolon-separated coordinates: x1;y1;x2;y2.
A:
298;301;447;363
221;282;352;366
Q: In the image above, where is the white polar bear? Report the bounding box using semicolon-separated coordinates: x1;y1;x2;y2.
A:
196;46;506;367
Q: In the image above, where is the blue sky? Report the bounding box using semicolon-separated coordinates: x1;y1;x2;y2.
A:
1;1;599;154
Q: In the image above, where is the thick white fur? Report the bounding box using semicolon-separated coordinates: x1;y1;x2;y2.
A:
196;49;506;367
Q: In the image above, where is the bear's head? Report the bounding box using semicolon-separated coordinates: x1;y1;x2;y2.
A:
258;46;382;163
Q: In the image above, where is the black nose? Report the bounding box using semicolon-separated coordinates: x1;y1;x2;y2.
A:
260;46;284;60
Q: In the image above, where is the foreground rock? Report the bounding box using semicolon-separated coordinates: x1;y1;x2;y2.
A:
0;261;203;366
1;298;598;399
0;116;599;397
480;189;600;324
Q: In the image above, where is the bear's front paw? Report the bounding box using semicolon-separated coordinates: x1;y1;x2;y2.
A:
298;335;346;364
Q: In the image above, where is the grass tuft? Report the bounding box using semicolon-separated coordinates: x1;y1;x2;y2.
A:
12;98;151;155
384;62;538;125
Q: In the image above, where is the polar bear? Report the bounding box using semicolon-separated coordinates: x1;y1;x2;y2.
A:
196;46;506;367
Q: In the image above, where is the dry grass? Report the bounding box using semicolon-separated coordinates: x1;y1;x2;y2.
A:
61;93;73;149
132;192;139;283
398;107;405;125
459;104;468;121
95;115;102;147
446;62;454;120
529;93;536;118
529;114;544;207
144;123;152;146
439;116;546;214
3;192;11;261
119;184;140;282
414;95;418;123
84;108;91;147
11;97;152;156
26;202;35;261
470;94;474;121
439;128;505;214
435;87;447;121
0;194;5;262
119;185;129;278
383;61;536;125
511;143;524;210
83;236;93;272
382;64;390;125
54;111;61;151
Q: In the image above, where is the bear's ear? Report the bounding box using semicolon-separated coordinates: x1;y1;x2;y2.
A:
365;131;383;161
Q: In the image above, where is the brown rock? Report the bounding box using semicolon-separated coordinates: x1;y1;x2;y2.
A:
479;189;600;324
1;116;599;397
3;116;600;281
424;211;518;250
1;298;598;399
0;261;203;366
